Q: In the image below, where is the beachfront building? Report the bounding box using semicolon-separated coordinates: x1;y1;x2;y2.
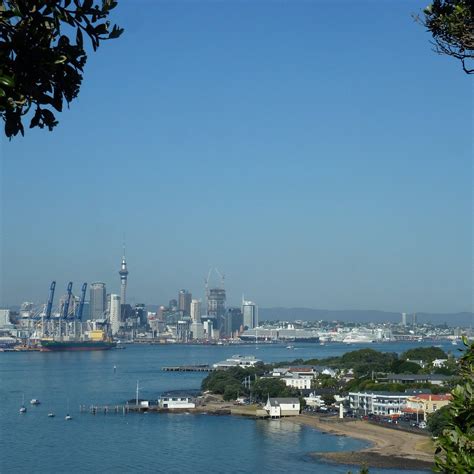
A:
264;397;300;418
348;392;409;416
159;392;196;409
403;394;452;421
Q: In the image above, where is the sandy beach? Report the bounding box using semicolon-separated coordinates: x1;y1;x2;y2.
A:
290;415;435;470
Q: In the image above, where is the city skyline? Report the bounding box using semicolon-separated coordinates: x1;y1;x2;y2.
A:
1;1;471;313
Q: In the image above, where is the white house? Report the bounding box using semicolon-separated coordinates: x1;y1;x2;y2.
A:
282;375;312;390
264;397;300;418
304;392;325;407
349;391;408;416
159;393;196;409
432;359;448;368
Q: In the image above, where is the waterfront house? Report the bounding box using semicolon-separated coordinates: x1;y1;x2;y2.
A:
403;393;452;421
264;397;300;418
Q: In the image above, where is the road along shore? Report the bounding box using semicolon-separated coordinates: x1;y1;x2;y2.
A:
289;415;435;470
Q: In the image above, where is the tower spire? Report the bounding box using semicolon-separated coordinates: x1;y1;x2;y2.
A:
119;245;128;306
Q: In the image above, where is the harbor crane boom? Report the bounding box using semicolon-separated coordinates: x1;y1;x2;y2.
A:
46;281;56;319
75;283;87;320
62;282;73;319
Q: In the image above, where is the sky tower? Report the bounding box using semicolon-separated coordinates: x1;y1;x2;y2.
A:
119;247;129;305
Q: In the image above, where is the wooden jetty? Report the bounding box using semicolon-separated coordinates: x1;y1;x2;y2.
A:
162;365;215;372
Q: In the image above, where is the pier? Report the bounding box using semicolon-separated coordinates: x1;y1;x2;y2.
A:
162;365;215;372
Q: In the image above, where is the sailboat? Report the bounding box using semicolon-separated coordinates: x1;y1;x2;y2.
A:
65;398;72;420
19;394;27;414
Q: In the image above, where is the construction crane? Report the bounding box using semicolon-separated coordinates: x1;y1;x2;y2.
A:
62;282;73;319
45;281;56;319
75;283;87;320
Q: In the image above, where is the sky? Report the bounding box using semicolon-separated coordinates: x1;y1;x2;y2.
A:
0;0;472;313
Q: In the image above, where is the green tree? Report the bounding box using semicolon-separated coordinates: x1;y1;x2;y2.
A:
416;0;473;74
252;378;298;402
401;346;448;364
434;338;474;472
427;405;451;436
0;0;123;138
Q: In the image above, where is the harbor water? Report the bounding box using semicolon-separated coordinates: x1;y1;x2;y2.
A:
0;341;453;473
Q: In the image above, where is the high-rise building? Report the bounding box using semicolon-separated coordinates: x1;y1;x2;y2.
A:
135;304;147;327
190;299;202;323
89;282;106;320
401;312;407;326
413;313;417;327
190;321;204;340
178;290;192;316
242;299;258;329
109;294;121;335
207;288;226;318
223;308;243;338
119;251;129;305
169;299;178;311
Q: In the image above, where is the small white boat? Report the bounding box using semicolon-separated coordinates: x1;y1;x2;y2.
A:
48;412;55;418
65;414;72;421
451;340;458;345
30;399;40;405
20;394;27;413
286;345;294;349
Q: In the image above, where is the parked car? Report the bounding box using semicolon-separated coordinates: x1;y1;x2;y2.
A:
418;421;427;429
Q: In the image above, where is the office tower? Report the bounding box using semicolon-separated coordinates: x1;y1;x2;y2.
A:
178;290;192;316
207;288;226;318
109;294;121;335
413;313;417;327
401;312;407;326
242;299;258;329
90;282;106;320
135;304;147;326
176;320;190;342
223;308;243;338
190;299;202;323
119;251;129;305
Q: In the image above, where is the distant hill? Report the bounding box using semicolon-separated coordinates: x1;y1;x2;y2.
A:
258;307;473;327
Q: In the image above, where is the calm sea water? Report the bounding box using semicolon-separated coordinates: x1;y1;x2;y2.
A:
1;341;450;473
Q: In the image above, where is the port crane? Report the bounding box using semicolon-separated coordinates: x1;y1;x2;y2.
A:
75;283;87;320
46;281;56;319
62;282;73;319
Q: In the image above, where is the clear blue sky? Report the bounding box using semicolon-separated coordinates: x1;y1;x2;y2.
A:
1;0;472;312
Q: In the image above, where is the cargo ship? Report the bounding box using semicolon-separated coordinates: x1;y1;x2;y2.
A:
40;330;116;352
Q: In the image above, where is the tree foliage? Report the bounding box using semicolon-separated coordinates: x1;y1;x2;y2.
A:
0;0;123;138
401;346;448;364
434;338;474;472
417;0;473;74
428;405;451;436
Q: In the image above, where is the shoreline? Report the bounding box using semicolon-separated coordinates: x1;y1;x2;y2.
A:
289;414;435;470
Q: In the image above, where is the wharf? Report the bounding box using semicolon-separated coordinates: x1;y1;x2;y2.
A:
162;365;215;372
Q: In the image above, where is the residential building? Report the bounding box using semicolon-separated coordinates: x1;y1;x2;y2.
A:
282;375;312;390
348;391;409;416
109;294;121;335
404;394;452;421
89;282;106;320
386;374;453;386
264;397;300;418
432;359;448;368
